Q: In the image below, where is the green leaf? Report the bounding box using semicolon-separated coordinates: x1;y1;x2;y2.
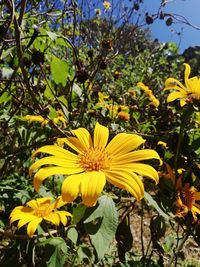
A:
144;192;170;221
84;195;118;260
44;81;55;100
50;56;69;86
72;204;87;224
38;237;67;267
0;92;12;104
72;83;82;97
46;30;58;41
67;227;78;244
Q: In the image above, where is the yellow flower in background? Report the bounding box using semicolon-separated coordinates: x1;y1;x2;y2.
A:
117;111;130;121
103;1;111;9
137;82;160;107
24;110;67;128
176;183;200;221
53;110;67;129
10;196;71;237
24;115;48;125
164;63;200;106
30;122;161;206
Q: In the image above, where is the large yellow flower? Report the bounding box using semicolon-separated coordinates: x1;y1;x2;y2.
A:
30;123;161;206
164;63;200;106
10;196;71;237
176;183;200;221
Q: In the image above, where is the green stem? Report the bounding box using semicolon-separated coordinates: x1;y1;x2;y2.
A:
167;231;189;267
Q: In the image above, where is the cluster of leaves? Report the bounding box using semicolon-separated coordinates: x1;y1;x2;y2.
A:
0;0;200;266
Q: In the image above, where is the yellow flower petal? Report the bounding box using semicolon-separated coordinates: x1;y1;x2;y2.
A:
53;196;67;209
33;166;83;192
112;149;161;164
164;78;186;92
28;198;51;209
184;63;191;88
27;218;42;237
94;122;109;150
130;163;159;184
80;171;106;206
29;155;80;175
57;211;71;226
62;174;82;202
71;128;93;151
106;133;145;156
17;216;36;228
105;169;144;200
167;92;186;103
32;145;77;159
64;137;86;154
45;213;60;226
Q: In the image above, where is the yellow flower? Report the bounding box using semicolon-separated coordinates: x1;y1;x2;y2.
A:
30;123;161;207
157;141;168;148
24;115;48;125
137;82;160;107
176;183;200;220
164;63;200;106
117;111;130;121
10;196;71;237
103;1;111;9
53;110;67;129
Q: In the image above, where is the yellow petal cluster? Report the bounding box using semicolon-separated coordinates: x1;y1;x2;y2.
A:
30;122;161;207
10;196;71;237
164;63;200;106
137;82;160;107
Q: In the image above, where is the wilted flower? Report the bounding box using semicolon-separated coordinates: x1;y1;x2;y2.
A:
10;196;71;237
30;122;161;206
176;184;200;221
164;63;200;106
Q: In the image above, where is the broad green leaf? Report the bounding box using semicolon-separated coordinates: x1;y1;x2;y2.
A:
84;195;118;260
50;56;69;86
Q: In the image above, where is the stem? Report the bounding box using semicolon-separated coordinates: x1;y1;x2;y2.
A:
167;231;189;267
141;200;145;259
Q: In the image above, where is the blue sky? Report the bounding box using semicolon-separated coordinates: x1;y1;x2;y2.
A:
142;0;200;53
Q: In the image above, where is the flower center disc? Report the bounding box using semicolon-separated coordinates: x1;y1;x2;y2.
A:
34;204;51;217
79;147;111;171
